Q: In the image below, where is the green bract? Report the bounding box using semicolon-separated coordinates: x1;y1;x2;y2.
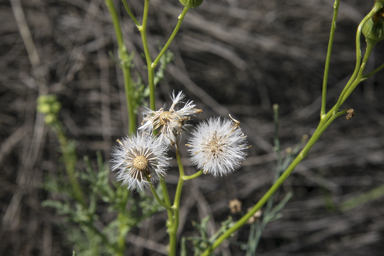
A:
179;0;204;8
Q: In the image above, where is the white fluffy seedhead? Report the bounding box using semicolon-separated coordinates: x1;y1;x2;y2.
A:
187;116;249;177
111;132;170;191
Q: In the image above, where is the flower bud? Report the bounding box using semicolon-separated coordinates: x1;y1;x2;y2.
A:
51;102;62;114
179;0;204;8
362;3;384;45
44;114;57;125
37;104;51;114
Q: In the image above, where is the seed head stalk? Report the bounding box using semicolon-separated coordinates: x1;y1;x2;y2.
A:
168;141;185;256
321;0;340;118
138;3;190;215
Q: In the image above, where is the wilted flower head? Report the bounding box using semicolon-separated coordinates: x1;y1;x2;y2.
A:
111;132;170;191
139;91;202;146
187;116;249;177
229;199;242;214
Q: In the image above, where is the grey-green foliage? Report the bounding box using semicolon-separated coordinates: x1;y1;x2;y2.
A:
154;49;173;86
243;104;303;255
243;192;293;256
43;144;164;255
184;216;235;256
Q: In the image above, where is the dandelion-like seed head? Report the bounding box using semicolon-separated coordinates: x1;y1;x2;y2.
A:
139;91;202;146
111;132;170;191
187;116;249;177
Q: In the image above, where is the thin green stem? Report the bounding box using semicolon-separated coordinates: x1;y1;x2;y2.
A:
54;124;85;206
121;0;140;26
114;185;130;256
160;178;174;227
152;7;189;69
138;0;156;111
333;5;379;115
273;104;280;155
363;62;384;79
321;0;340;118
106;0;124;47
169;143;185;256
340;43;374;103
116;211;127;256
146;176;172;210
138;0;173;228
183;169;204;180
201;110;346;256
105;2;139;254
106;0;136;134
321;44;373;128
123;66;136;134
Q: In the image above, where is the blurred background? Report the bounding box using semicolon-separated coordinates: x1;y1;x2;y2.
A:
1;0;384;255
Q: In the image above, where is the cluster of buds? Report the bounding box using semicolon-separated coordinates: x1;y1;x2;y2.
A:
36;95;62;125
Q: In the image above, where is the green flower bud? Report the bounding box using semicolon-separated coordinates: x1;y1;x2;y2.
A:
362;1;384;45
44;114;57;125
51;102;62;114
362;9;384;45
179;0;204;8
37;104;51;114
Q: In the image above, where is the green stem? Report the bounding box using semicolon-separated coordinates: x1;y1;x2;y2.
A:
169;143;185;256
321;0;340;118
160;178;174;227
54;124;85;206
138;0;175;231
121;0;140;26
138;0;156;111
114;185;130;256
147;176;172;210
183;169;204;180
363;62;384;79
106;1;138;254
201;110;347;256
106;0;136;134
106;0;124;48
333;6;379;115
152;7;189;69
321;43;373;127
340;43;374;103
123;65;136;134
